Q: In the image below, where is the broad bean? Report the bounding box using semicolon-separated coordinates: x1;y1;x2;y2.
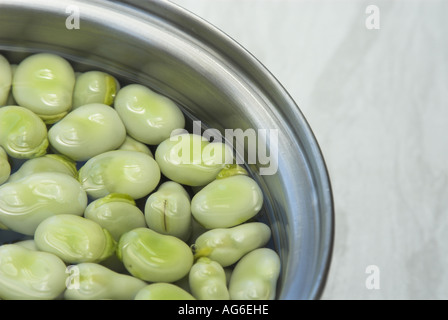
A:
64;263;147;300
155;133;233;186
144;181;192;241
228;248;280;300
191;175;263;229
84;193;146;241
118;135;154;157
8;153;77;182
0;172;87;235
0;244;67;300
12;53;75;124
189;257;229;300
78;150;161;199
0;106;49;159
134;283;195;300
117;228;193;283
114;84;185;145
72;71;120;109
48;103;126;161
34;214;116;264
193;222;271;267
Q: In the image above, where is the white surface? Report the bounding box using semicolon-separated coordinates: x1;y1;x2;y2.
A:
169;0;448;300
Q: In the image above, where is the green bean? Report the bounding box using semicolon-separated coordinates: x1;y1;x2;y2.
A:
12;53;75;124
114;84;185;145
72;71;120;109
0;54;12;106
78;150;161;200
144;181;192;241
0;172;87;235
8;153;77;182
0;106;49;159
134;283;196;300
155;133;233;186
0;146;10;185
191;175;263;229
189;257;229;300
228;248;280;300
48;103;126;161
14;239;38;251
117;228;193;283
34;214;116;264
0;244;67;300
118;135;154;157
84;193;146;241
193;222;271;267
64;263;147;300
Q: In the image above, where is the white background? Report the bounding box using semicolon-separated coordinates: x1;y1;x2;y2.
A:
170;0;448;300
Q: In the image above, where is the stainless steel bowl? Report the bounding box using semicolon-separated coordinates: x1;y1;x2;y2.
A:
0;0;334;300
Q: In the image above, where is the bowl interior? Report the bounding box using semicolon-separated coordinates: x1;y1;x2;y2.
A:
0;0;333;300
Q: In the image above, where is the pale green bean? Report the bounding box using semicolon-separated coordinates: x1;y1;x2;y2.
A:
229;248;280;300
0;244;67;300
12;53;75;124
0;106;49;159
134;283;195;300
48;103;126;161
0;172;87;235
64;263;147;300
191;175;263;229
144;181;192;241
34;214;116;264
117;228;193;283
84;193;147;241
155;133;233;186
78;150;161;200
114;84;185;145
118;135;154;157
193;222;271;267
8;153;77;182
72;71;120;109
189;257;229;300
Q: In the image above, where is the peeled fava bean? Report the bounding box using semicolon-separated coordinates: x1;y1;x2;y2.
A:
78;150;161;200
0;146;10;185
0;54;12;106
8;153;77;182
144;181;192;241
114;84;185;145
72;71;120;109
191;175;264;229
134;283;195;300
189;257;229;300
193;222;271;267
118;135;154;157
117;228;194;283
0;172;88;235
34;214;116;264
48;103;126;161
84;193;146;241
0;244;67;300
155;133;233;187
0;106;49;159
229;248;281;300
13;53;75;124
64;263;147;300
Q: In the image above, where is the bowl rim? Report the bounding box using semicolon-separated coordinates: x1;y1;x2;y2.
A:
129;0;335;300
